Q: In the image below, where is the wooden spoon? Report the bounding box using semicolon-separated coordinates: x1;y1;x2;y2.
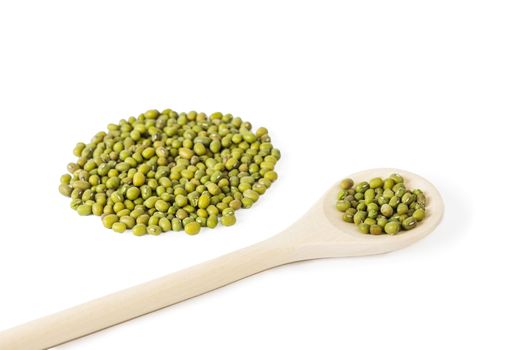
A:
0;168;444;350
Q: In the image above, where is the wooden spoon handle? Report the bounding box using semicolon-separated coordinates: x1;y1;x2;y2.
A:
0;238;292;350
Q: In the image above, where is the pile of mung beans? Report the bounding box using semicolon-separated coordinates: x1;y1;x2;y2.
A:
59;109;280;236
336;174;426;235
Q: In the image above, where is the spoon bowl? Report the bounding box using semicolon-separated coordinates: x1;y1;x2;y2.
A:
282;168;444;261
0;168;443;350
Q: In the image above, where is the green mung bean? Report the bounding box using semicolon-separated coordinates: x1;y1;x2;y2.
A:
59;109;280;236
336;174;427;235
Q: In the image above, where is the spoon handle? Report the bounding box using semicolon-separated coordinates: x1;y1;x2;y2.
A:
0;237;292;350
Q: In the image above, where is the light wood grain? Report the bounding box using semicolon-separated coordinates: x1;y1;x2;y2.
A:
0;168;444;350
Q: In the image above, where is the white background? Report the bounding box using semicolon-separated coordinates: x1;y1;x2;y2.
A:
0;1;523;349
